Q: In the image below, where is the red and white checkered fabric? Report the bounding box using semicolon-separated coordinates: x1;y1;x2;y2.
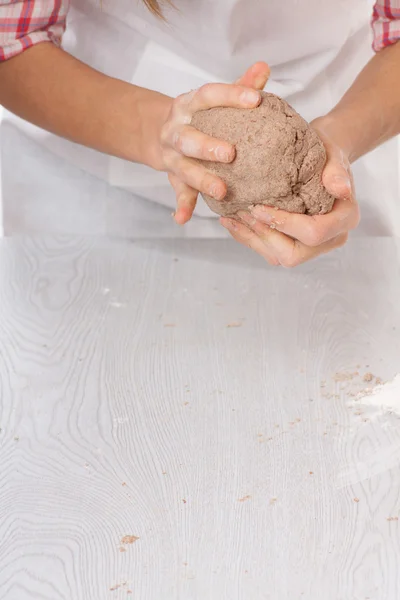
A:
0;1;69;62
0;1;399;62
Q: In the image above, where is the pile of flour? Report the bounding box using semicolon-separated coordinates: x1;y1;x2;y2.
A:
356;373;400;417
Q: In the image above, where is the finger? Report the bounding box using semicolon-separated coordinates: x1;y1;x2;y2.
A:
168;174;198;225
235;62;271;90
172;155;227;201
220;218;280;266
249;196;360;247
170;125;235;163
179;83;261;114
223;216;295;265
322;150;353;200
232;213;348;266
311;124;354;199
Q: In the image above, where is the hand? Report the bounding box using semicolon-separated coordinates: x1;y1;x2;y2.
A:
161;62;271;224
220;118;360;267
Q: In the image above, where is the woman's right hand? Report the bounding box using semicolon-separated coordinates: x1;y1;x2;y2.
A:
158;62;270;224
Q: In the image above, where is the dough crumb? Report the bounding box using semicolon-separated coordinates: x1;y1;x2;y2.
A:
363;372;374;383
110;582;127;592
334;371;359;382
121;535;139;545
238;495;252;502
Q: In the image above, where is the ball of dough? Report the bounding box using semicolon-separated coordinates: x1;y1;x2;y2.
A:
191;92;335;217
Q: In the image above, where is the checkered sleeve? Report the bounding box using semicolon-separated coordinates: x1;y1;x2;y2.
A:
0;1;69;62
372;1;400;51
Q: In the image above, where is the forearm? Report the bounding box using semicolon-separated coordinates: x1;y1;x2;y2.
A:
0;43;171;169
316;41;400;163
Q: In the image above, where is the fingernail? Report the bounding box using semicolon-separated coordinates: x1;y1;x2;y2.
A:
333;175;351;189
215;146;235;162
254;74;268;89
210;183;224;200
250;205;273;223
240;90;261;106
238;211;257;226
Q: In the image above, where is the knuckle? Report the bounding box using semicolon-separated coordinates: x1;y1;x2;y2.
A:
198;83;215;100
174;93;189;109
172;130;184;153
172;92;195;120
160;121;173;146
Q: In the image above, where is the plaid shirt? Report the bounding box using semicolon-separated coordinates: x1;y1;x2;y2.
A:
0;1;399;62
0;1;69;61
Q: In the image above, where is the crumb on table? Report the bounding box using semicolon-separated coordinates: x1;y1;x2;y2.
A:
121;535;139;545
363;372;374;383
238;495;251;502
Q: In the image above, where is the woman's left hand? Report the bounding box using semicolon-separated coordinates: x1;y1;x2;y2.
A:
220;118;360;267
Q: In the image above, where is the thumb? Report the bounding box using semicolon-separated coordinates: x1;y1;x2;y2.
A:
235;62;270;90
321;148;353;201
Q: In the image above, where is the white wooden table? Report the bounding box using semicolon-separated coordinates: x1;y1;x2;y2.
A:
0;236;399;600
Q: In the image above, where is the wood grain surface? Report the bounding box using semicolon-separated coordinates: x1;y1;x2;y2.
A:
0;236;399;600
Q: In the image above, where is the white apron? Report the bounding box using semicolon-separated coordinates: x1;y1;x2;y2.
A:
3;0;400;234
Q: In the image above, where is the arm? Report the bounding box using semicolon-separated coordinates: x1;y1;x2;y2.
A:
0;43;171;170
314;41;400;163
0;39;269;223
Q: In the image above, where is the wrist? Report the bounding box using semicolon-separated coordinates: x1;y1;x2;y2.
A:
133;87;172;170
312;113;355;162
108;82;172;169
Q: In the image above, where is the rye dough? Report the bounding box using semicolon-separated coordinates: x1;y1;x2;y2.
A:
191;92;335;217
